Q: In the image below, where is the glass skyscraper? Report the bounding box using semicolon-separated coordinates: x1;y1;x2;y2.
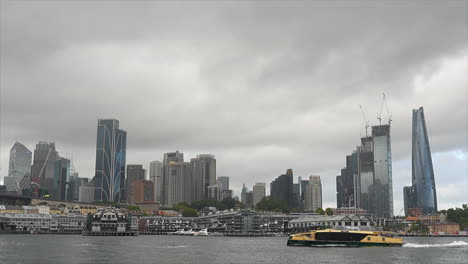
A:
5;142;32;192
94;119;127;202
372;124;393;219
404;107;437;215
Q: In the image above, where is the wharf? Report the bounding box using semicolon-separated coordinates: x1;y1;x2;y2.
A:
82;231;139;236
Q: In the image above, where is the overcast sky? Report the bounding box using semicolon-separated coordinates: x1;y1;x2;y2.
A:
0;1;467;215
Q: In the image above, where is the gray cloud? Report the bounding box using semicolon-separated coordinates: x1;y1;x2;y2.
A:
1;1;467;213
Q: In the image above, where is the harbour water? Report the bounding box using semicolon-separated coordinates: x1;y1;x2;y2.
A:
0;235;467;264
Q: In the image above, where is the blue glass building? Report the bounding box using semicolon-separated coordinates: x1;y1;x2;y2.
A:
94;119;127;202
405;107;437;215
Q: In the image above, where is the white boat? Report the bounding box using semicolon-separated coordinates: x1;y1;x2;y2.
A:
195;228;208;236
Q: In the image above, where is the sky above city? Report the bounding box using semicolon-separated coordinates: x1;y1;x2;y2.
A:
0;1;467;215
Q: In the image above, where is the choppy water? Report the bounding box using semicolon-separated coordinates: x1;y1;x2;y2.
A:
0;235;467;264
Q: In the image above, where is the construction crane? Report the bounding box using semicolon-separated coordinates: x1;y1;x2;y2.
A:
383;93;392;125
377;95;384;125
359;105;370;137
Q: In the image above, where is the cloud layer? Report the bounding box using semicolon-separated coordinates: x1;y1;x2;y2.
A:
1;1;467;214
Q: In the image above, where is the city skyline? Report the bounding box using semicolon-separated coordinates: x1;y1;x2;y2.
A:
0;2;467;215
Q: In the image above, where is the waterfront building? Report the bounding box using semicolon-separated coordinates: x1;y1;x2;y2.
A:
31;141;59;191
304;176;322;212
164;162;192;207
270;169;294;208
79;183;95;203
83;208;138;236
149;161;163;203
288;214;372;233
253;183;266;206
54;157;70;201
372;124;393;218
6;142;32;192
94;119;127;202
217;176;229;191
126;165;146;204
193;210;261;235
332;207;367;216
404;107;437;215
191;154;216;201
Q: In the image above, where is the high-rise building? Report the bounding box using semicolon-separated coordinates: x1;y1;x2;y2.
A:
372;124;393;218
54;157;70;201
404;107;437;215
191;154;216;201
358;137;374;213
270;169;294;208
79;183;95;203
245;191;254;208
336;175;343;208
149;161;164;203
94;119;127;202
241;184;248;204
126;165;146;204
163;151;184;164
31;141;59;191
304;176;322;212
208;182;222;201
163;161;192;207
132;180;154;203
6;142;32;192
217;176;229;191
253;183;266;206
301;178;309;209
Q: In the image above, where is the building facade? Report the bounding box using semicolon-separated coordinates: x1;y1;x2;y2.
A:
54;157;70;201
163;162;192;207
94;119;127;202
6;142;32;192
31;141;59;191
126;164;146;204
304;176;322;212
372;125;393;218
191;154;216;201
253;183;266;206
404;107;437;215
270;169;294;208
79;183;95;203
149;161;164;203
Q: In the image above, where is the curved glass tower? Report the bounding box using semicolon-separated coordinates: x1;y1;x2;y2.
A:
411;107;437;214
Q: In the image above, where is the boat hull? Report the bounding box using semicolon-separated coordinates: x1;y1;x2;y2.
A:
287;239;402;247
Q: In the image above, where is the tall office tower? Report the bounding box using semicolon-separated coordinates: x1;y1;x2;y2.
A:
292;183;300;208
132;180;154;203
163;151;184;164
190;154;216;201
270;169;294;208
126;165;146;204
245;191;254;208
217;176;229;191
163;162;192;207
340;152;358;208
304;176;322;212
54;157;70;200
6;142;32;192
241;184;248;204
207;182;222;201
94;119;127;202
358;137;375;214
300;178;309;209
336;175;343;208
253;183;266;206
404;107;437;215
31;141;59;191
403;186;414;216
149;161;164;203
372;124;393;218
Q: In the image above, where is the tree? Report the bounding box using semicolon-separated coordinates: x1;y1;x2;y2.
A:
325;208;333;216
255;196;290;213
182;207;198;217
127;205;140;211
316;208;325;215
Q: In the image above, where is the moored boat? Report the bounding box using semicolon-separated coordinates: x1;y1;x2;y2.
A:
287;228;403;247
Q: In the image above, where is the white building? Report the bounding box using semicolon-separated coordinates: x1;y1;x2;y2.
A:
208;183;222;201
288;214;372;231
304;175;322;212
253;183;266;206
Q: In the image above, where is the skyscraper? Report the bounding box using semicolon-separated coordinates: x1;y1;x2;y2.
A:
270;169;294;208
54;157;70;201
404;107;437;215
372;124;393;218
94;119;127;202
241;184;248;204
358;137;375;214
163;151;184;164
5;142;32;192
191;154;216;201
31;141;59;192
126;164;146;204
149;161;164;203
304;176;322;212
253;183;266;206
163;161;192;207
217;176;229;191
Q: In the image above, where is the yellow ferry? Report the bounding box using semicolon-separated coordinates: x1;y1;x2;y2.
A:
287;228;403;247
